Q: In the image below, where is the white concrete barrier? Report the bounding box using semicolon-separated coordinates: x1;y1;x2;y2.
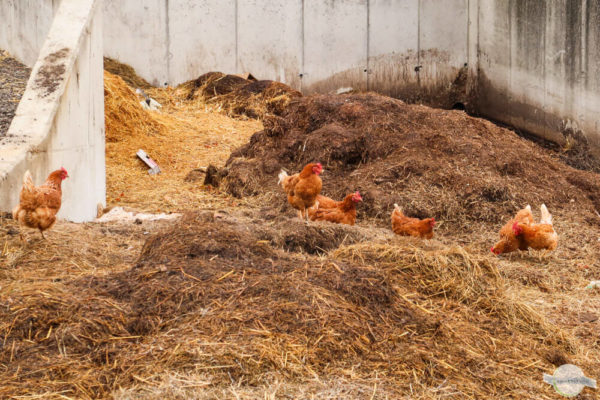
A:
0;0;59;68
0;0;105;222
102;0;469;100
476;0;600;150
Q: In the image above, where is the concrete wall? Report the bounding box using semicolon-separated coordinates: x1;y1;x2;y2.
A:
103;0;168;87
102;0;469;105
0;0;105;222
102;0;600;149
474;0;600;149
0;0;60;67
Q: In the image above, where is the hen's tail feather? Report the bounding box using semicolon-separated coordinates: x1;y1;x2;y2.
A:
540;204;552;225
22;170;34;192
277;170;288;186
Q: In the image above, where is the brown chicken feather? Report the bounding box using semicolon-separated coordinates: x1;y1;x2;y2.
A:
491;205;534;255
391;204;435;239
309;191;362;225
278;163;323;221
12;168;69;240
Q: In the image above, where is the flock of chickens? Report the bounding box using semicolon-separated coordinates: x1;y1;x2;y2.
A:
11;162;558;256
278;162;558;255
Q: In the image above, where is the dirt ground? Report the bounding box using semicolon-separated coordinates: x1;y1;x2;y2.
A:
0;64;599;399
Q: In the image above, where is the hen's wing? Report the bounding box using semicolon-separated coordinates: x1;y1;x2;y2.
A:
315;195;338;209
313;208;348;224
18;171;61;211
278;170;299;196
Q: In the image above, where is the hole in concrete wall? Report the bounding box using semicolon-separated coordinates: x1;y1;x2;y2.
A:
452;102;466;111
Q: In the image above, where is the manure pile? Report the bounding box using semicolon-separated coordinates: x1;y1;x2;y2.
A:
180;71;302;119
0;50;31;139
219;93;600;229
0;211;582;398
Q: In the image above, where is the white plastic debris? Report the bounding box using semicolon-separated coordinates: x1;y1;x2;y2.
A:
336;87;354;94
136;88;162;111
139;98;162;111
95;207;180;223
585;280;600;289
137;149;161;174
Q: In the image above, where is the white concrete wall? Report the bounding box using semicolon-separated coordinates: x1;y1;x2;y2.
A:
0;0;60;67
103;0;168;87
101;0;469;100
475;0;600;149
168;0;237;86
237;0;302;90
0;0;105;222
302;0;368;93
367;0;419;98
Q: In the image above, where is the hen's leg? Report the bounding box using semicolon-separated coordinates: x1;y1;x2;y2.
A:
40;230;46;240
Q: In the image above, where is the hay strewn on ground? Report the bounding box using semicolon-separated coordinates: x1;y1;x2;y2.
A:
104;71;262;212
104;57;153;90
0;64;599;399
1;210;596;399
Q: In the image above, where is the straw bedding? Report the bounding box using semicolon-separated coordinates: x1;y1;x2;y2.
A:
1;210;592;399
103;70;261;212
180;72;302;119
0;62;598;399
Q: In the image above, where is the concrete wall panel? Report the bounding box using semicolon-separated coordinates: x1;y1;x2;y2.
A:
505;0;547;137
237;0;303;90
50;9;105;220
476;0;600;150
302;0;368;93
167;0;236;85
476;0;512;122
0;0;59;67
103;0;168;86
418;0;468;98
542;0;584;141
0;0;105;222
368;0;419;98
